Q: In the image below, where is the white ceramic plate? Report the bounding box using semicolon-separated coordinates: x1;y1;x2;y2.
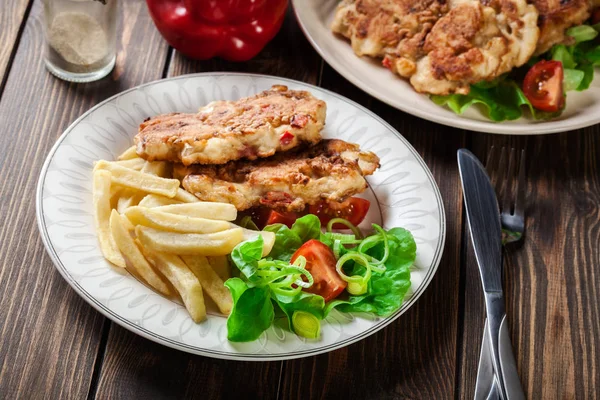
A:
293;0;600;134
36;73;446;361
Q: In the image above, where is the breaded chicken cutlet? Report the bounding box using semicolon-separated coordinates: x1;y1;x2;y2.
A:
332;0;583;95
533;0;600;54
172;139;380;212
135;85;326;166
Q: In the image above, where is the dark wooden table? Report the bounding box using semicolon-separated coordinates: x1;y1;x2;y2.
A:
1;1;599;399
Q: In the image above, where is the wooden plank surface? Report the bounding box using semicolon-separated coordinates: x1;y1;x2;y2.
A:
0;1;168;398
457;131;600;399
1;0;599;398
0;0;31;90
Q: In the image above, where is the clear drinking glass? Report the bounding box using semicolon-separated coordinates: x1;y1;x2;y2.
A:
43;0;117;82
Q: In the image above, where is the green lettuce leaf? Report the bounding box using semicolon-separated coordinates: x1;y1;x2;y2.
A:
325;228;415;317
290;214;321;243
262;224;303;261
224;278;274;342
272;291;325;333
230;235;264;283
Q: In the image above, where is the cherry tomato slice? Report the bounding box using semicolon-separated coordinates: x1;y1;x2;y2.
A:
266;210;298;228
291;240;346;302
308;197;370;229
523;60;565;112
242;207;299;229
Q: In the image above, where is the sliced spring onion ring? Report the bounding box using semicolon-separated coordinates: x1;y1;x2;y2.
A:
323;232;358;243
336;252;371;295
251;256;314;295
292;311;321;339
326;218;363;239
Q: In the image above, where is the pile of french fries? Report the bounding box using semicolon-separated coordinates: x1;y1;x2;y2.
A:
92;146;275;322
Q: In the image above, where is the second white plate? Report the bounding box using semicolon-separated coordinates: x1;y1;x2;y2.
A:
293;0;600;134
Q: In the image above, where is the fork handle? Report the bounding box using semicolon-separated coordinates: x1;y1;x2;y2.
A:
484;293;525;400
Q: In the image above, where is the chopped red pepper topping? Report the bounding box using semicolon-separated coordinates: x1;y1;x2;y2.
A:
382;57;392;69
280;131;295;146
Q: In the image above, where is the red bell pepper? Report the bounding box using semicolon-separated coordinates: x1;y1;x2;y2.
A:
146;0;288;62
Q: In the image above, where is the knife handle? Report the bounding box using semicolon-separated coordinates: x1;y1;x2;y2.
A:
484;292;508;400
498;315;525;399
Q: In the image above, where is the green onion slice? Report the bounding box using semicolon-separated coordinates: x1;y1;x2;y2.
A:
326;218;363;239
336;252;371;295
292;311;321;339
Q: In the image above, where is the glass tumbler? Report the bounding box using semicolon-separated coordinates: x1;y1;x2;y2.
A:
43;0;117;82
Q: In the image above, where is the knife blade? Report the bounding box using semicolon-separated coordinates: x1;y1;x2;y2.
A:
457;149;508;400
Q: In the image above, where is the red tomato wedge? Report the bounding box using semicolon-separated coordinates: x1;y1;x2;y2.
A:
266;210;298;228
308;197;370;229
243;207;299;229
291;240;346;302
523;60;565;112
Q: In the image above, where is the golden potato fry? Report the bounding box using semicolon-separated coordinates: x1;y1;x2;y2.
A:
93;170;126;268
125;206;231;233
117;145;138;160
95;160;180;198
154;202;237;221
141;160;170;177
117;191;146;214
143;250;206;322
136;226;244;256
182;255;233;315
240;228;276;257
109;210;172;296
174;188;200;203
114;158;145;170
207;256;231;281
138;194;182;208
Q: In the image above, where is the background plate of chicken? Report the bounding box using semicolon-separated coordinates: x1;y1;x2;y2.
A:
293;0;600;134
36;73;445;360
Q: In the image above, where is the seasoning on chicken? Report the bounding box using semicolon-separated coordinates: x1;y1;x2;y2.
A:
134;85;326;166
173;139;380;212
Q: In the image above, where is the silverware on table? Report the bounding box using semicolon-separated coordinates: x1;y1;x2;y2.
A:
475;147;527;400
457;149;525;400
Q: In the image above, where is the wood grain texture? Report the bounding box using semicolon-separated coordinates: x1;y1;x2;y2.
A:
0;0;31;89
278;64;467;400
0;0;168;398
457;132;600;399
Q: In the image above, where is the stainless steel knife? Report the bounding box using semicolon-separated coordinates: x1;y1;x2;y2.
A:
457;149;525;400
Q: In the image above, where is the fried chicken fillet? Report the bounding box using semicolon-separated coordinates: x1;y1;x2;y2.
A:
134;85;326;166
331;0;449;78
332;0;540;95
533;0;598;54
173;139;380;212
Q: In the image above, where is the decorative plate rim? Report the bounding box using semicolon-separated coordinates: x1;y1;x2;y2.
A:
35;72;447;361
291;0;600;135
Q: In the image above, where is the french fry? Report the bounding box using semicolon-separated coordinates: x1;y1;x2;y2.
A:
240;228;276;257
92;170;126;268
125;206;231;233
142;250;206;322
109;210;172;296
138;194;182;208
114;158;145;170
136;226;244;255
141;160;170;177
154;202;237;221
174;188;200;203
95;160;180;198
117;190;146;214
117;145;138;160
207;256;231;281
182;255;233;315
